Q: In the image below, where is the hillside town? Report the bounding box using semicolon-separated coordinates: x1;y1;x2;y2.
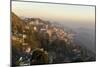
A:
24;17;75;45
12;12;95;66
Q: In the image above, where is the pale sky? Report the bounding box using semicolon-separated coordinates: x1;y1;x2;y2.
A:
12;1;95;23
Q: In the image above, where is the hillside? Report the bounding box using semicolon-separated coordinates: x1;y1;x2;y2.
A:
11;12;96;66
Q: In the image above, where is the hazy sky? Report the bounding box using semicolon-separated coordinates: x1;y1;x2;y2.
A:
12;1;95;23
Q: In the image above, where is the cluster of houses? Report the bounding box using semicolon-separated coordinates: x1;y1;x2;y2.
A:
24;18;75;45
